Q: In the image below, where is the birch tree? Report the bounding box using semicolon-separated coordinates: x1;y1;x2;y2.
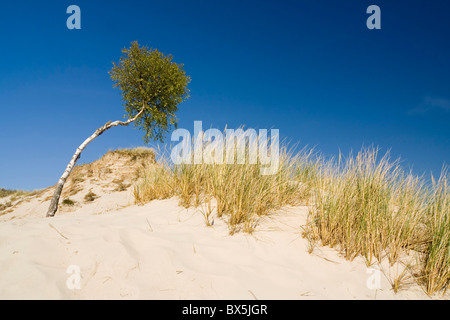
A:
46;41;190;217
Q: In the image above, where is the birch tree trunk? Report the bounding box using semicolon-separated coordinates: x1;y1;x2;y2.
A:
46;106;145;217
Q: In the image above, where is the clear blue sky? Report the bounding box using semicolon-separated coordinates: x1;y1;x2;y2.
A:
0;0;449;190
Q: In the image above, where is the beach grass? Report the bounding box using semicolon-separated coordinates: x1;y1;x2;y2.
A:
132;140;449;295
0;188;37;199
303;147;449;295
421;171;449;294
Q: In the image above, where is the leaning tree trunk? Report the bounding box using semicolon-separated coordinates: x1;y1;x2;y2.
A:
46;106;145;217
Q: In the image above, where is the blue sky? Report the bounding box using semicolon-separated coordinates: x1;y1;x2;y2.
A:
0;0;449;190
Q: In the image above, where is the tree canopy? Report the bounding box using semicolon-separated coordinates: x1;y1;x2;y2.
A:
110;41;190;143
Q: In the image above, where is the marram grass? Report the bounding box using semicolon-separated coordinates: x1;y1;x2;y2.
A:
421;171;450;294
132;142;449;295
304;147;449;295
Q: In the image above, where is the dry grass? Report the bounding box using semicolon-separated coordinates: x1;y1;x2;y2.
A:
0;188;17;198
61;198;76;206
111;147;155;162
0;188;38;200
133;163;175;204
187;149;306;234
112;179;131;192
199;198;215;227
303;147;449;295
134;131;312;234
63;184;83;197
0;189;41;215
0;201;13;213
70;173;85;184
305;149;427;264
132;137;448;295
421;171;450;294
84;191;98;202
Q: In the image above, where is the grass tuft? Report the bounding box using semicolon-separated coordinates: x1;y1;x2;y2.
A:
61;198;76;206
84;191;98;202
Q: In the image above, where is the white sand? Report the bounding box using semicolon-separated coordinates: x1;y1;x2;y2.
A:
0;150;444;300
0;195;438;300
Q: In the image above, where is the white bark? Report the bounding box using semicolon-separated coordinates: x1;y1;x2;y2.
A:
46;106;145;217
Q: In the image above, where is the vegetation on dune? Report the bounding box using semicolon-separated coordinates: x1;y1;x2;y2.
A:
0;188;17;198
84;191;98;203
111;147;156;162
3;138;448;295
61;198;76;206
0;189;41;215
133;140;449;295
0;188;37;199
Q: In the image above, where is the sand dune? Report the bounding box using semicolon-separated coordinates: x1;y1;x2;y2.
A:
0;150;442;300
0;198;435;299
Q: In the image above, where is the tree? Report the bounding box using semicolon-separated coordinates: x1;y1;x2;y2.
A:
46;41;190;217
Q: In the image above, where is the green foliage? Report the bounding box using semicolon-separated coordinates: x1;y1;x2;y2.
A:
110;41;190;143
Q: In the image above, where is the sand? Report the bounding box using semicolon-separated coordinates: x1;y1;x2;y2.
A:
0;150;444;300
0;195;438;300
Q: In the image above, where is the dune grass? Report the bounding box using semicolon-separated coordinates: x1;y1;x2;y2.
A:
134;147;309;233
61;198;76;206
0;188;37;199
0;188;17;198
305;149;429;264
133;163;175;203
421;172;449;294
173;149;309;234
84;191;98;202
303;148;449;295
132;138;449;295
111;147;156;161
